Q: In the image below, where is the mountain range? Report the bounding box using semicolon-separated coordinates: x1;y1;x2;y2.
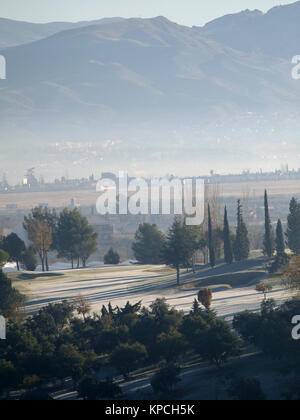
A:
0;2;300;179
0;17;124;49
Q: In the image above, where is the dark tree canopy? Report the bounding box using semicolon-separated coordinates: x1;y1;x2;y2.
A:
132;223;165;264
104;248;120;265
263;190;274;258
2;233;26;271
287;198;300;255
233;200;250;262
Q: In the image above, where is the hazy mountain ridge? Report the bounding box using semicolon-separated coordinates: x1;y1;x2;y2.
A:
196;1;300;59
0;17;125;49
0;3;300;178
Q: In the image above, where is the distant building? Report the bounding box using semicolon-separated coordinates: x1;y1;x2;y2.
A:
23;168;39;188
70;198;79;210
6;204;18;211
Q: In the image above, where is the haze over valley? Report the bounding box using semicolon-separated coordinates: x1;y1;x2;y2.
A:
1;2;300;181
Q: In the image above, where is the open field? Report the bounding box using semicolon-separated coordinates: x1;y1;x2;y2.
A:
1;179;300;210
11;258;292;319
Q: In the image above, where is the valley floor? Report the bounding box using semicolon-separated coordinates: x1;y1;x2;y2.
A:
11;258;292;320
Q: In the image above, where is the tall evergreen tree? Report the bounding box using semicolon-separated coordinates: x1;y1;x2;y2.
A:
56;208;98;268
163;217;196;285
287;197;300;255
233;200;250;262
263;190;274;258
132;223;165;264
208;205;216;268
276;219;285;256
2;233;26;271
223;207;233;264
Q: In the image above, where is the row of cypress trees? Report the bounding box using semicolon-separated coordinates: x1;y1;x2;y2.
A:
262;190;299;259
208;200;250;267
208;189;294;268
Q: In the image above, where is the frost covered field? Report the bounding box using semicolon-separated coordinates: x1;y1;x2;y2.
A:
10;259;291;320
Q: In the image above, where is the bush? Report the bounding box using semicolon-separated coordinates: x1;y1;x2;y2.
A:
198;288;213;310
104;248;120;265
21;249;38;271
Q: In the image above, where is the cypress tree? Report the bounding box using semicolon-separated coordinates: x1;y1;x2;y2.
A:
263;190;274;258
223;207;233;264
233;200;250;262
276;219;285;256
287;197;300;255
208;205;216;268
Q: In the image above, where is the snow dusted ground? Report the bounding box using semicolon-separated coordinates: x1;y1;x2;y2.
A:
3;260;138;273
12;262;293;320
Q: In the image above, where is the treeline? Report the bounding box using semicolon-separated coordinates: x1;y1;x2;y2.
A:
131;200;250;284
0;207;98;272
132;192;300;279
233;298;300;400
131;200;251;285
0;295;242;400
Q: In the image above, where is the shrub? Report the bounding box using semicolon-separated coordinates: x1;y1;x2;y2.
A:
104;248;120;265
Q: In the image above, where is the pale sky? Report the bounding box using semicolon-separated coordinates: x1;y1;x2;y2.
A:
0;0;296;26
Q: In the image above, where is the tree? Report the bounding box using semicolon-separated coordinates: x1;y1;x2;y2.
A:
23;207;57;271
267;219;289;274
151;364;181;396
163;217;196;285
56;209;98;268
198;288;213;311
155;330;187;363
197;319;243;367
110;342;147;380
287;198;300;255
223;207;233;264
56;344;86;385
0;359;18;397
0;270;24;319
73;295;92;321
233;200;250;262
56;208;77;268
78;236;98;268
276;219;286;256
132;223;165;264
208;205;216;268
284;256;300;290
0;249;9;269
104;248;120;265
263;190;274;258
23;217;52;272
256;283;273;301
2;233;26;271
21;248;37;271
